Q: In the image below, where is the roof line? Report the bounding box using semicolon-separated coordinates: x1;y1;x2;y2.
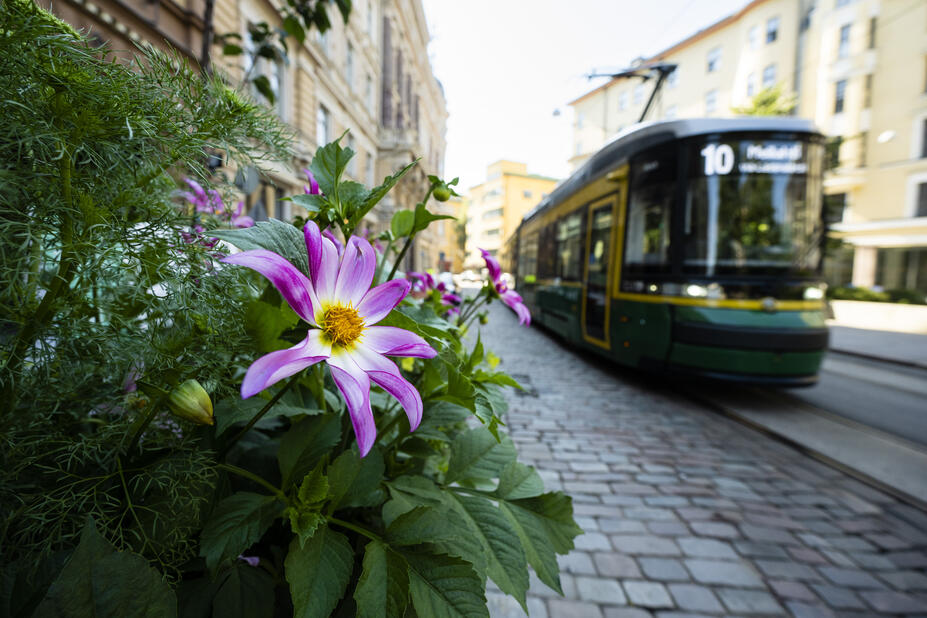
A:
568;0;770;107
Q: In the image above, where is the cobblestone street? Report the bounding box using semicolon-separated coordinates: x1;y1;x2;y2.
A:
478;303;927;617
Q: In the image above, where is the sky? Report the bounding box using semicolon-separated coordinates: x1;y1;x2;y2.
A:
420;0;750;192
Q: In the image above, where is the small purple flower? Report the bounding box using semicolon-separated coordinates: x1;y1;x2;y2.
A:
238;555;260;567
221;221;437;456
480;248;530;326
303;169;321;195
407;271;435;294
230;201;254;228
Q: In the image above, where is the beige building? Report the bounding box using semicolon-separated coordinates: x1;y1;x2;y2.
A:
464;161;558;270
568;0;927;294
414;194;466;273
44;0;448;271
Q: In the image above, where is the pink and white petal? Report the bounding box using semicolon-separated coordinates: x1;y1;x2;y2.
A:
333;236;376;306
360;326;436;358
350;345;423;431
304;221;323;282
356;279;410;325
327;351;376;457
221;250;319;325
480;248;501;283
315;237;341;306
501;291;531;326
240;330;331;399
322;229;344;256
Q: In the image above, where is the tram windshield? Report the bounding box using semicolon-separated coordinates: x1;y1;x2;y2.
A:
683;137;824;276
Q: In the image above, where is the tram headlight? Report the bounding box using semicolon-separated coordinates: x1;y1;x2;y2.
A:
803;285;826;300
684;284;708;298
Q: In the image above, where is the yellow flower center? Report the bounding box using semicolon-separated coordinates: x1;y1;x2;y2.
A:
322;305;364;346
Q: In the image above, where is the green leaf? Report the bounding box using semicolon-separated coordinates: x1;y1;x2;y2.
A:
215;397;323;436
297;463;330;505
412;201;455;234
412;401;470;442
386;505;486;574
222;43;243;56
401;549;488;618
244;298;301;353
287;510;324;549
473;369;522;389
282;15;306;43
354;540;409;618
285;526;353;618
448;493;529;610
308;134;352;201
383;476;445;527
287;463;329;548
498;493;582;594
35;517;177;618
211;563;275;618
349;159;418;230
200;493;282;574
326;447;386;509
390;209;414;238
494;462;544;500
466;335;484;373
213;219;310;278
252;75;276;104
278;414;340;488
445;428;517;484
289;192;326;213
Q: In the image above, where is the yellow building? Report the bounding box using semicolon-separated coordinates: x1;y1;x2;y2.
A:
43;0;448;271
568;0;927;294
464;161;558;270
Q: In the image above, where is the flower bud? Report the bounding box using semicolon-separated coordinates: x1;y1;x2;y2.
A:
167;379;214;425
433;185;451;202
479;312;489;325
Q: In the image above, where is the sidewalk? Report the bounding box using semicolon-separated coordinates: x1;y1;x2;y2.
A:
827;324;927;369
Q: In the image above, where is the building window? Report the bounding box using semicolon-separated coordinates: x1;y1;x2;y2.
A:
859;131;868;167
747;73;756;97
316;105;330;146
633;84;645;106
837;24;851;59
346;43;354;90
766;16;779;43
921;119;927;158
918;183;927;217
523;190;533;198
485;228;501;237
834;79;847;114
619;91;628;110
346;135;356;176
825;193;847;224
667;69;678;88
864;74;873;108
483;208;503;219
826;136;843;169
868;17;877;49
762;64;776;88
365;152;374;186
705;90;718;115
555;211;584;281
748;25;759;49
576;111;585;129
706;47;721;73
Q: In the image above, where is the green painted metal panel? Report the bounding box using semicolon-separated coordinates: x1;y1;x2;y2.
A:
669;342;824;376
673;306;827;328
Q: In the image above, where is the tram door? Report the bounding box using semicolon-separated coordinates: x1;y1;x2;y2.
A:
582;197;616;348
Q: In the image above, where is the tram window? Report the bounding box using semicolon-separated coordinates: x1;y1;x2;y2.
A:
537;224;557;279
518;232;539;281
555;211;585;281
624;147;677;275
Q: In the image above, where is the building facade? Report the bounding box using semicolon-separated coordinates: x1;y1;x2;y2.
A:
42;0;449;271
568;0;927;294
464;161;558;270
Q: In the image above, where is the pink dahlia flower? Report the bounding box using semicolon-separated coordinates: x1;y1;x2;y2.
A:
480;248;531;326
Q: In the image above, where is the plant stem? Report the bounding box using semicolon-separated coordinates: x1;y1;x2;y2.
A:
386;232;416;281
218;373;301;458
125;389;168;455
373;237;393;283
218;463;286;499
327;516;383;542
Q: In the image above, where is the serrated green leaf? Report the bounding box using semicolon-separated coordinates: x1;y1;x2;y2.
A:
401;550;488;618
285;526;353;618
447;493;528;610
386;505;486;574
327;447;385;510
35;517;177;618
211;563;275;618
498;493;582;594
308;135;352;201
413;401;470;442
349;159;418;230
354;541;409;618
213;219;309;278
412;202;455;234
278;414;340;488
297;464;329;505
339;180;369;208
445;428;517;484
289;192;325;213
286;509;323;549
200;493;282;574
390;209;414;238
383;476;445;527
473;369;522;389
494;462;544;500
466;335;484;373
215;397;323;436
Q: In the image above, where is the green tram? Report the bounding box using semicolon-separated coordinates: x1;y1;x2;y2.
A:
504;118;829;385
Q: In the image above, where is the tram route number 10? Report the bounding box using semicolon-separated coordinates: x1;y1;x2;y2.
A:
700;143;735;176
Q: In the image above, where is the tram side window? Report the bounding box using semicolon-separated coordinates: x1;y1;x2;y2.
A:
518;231;539;282
537;224;557;279
555;211;585;281
624;147;677;276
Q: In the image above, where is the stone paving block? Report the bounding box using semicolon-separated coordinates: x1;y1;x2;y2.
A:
638;558;690;582
689;521;739;539
740;524;799;545
885;550;927;568
849;552;896;571
622;581;674;609
601;495;646;507
576;576;628;605
820;548;855;568
546;598;604;617
817;566;885;589
570;461;611;473
667;584;723;613
674;508;714;521
859;589;927;613
646;522;690;537
716;588;785;614
610;483;659;495
635;474;677;485
644;496;690;508
733;540;788;559
487;592;531;618
566;482;613;495
575;532;613;552
602;609;652;618
623;507;679;521
878;570;927;591
865;533;910;551
677;537;737;559
823;536;877;552
684;559;764;588
754;560;822;582
786;547;828;565
784;601;837;618
599;519;648;534
610;535;681;556
811;584;866;610
768;579;817;601
558;551;599;575
593;552;642;578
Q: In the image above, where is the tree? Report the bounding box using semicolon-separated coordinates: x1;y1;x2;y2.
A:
733;84;796;116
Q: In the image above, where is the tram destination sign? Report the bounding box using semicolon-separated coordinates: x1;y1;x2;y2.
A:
699;140;808;176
